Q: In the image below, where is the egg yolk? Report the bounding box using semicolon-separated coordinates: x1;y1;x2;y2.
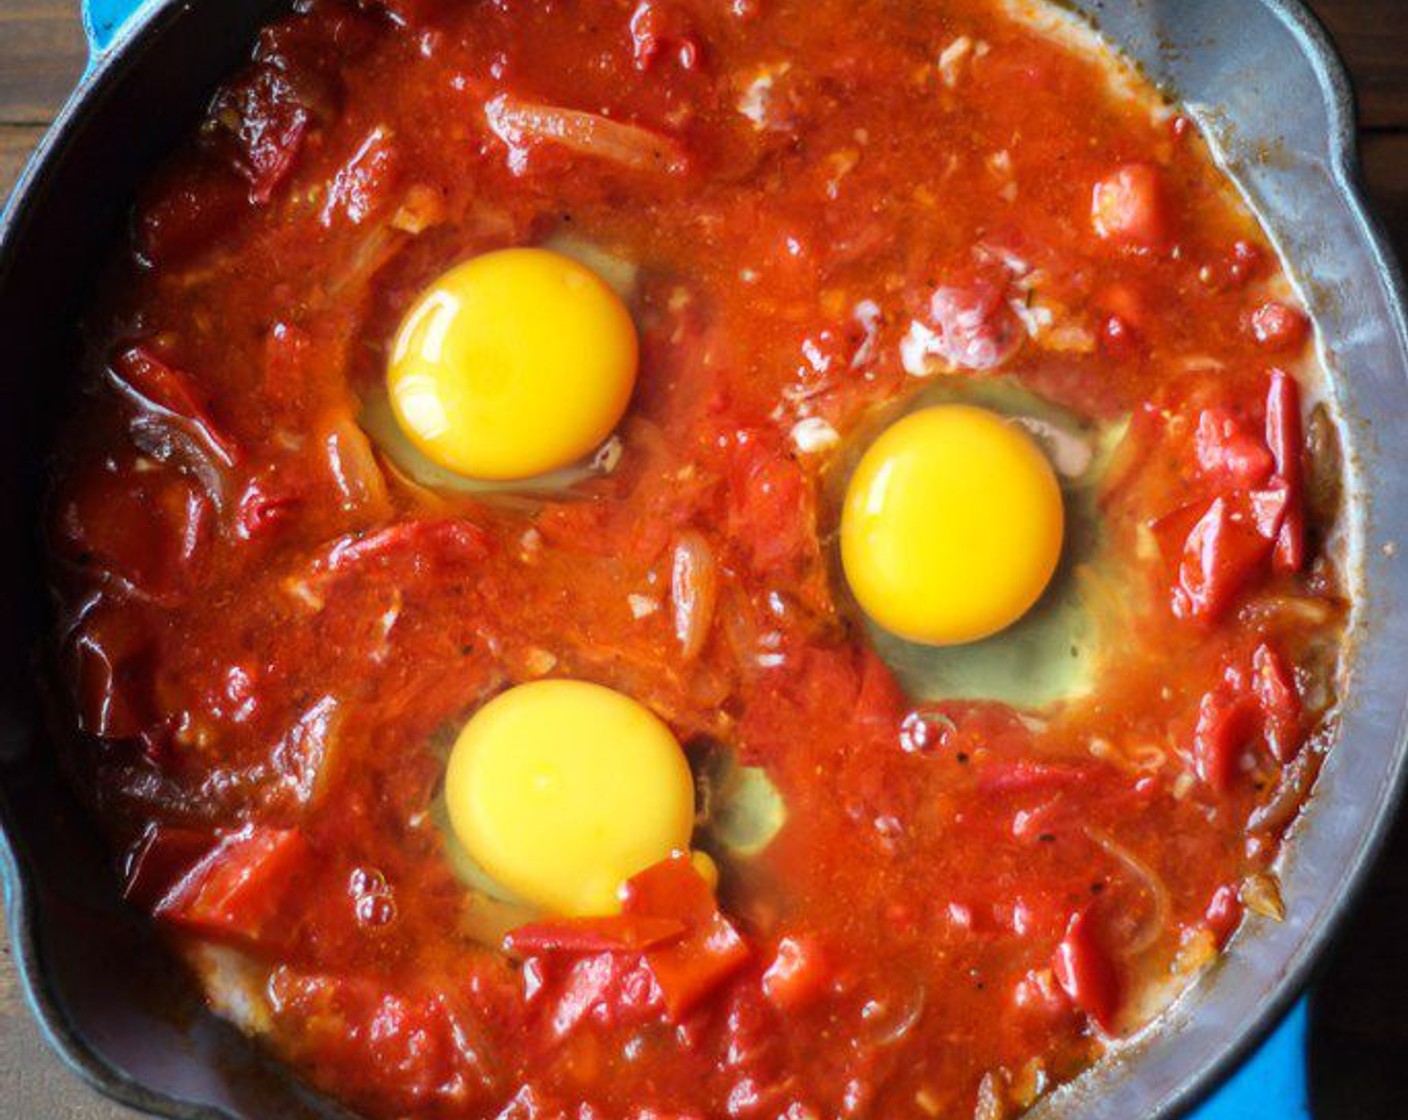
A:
444;680;695;916
387;247;638;481
840;405;1064;646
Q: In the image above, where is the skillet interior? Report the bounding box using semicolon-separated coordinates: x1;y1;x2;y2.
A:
0;2;1405;1118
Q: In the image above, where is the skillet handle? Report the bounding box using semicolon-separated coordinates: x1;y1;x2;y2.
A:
82;0;153;57
1188;998;1311;1120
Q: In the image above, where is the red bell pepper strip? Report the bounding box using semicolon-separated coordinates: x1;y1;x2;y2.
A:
1191;687;1261;792
122;824;215;911
1251;643;1302;764
976;761;1094;796
1264;368;1305;572
111;346;240;469
1051;908;1121;1031
505;915;688;955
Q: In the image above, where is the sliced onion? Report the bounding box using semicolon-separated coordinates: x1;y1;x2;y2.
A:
1084;828;1171;955
320;411;392;518
1247;747;1319;836
326;224;406;299
671;530;718;661
858;982;927;1050
485;94;688;175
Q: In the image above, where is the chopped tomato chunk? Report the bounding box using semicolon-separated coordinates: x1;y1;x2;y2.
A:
1161;369;1309;621
1204;884;1243;948
1248;301;1310;352
916;275;1024;370
211;64;311;203
630;1;700;70
154;826;311;949
1192;686;1260;791
1192;641;1304;790
531;952;663;1039
1195;408;1275;489
724;431;813;575
642;912;751;1020
1091;163;1171;250
621;854;752;1019
1171;494;1276;623
1251;643;1302;763
761;935;831;1011
513;855;751;1033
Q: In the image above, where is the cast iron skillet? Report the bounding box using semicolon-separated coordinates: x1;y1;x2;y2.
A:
1;1;1405;1118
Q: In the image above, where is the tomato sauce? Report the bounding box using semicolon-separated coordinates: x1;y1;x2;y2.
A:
47;1;1347;1117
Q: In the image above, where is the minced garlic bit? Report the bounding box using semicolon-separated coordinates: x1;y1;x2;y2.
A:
937;36;990;88
938;36;973;87
900;320;947;377
737;62;793;129
790;416;841;454
282;576;326;612
627;593;660;619
522;648;559;677
825;148;861;198
592;434;624;473
1009;297;1054;339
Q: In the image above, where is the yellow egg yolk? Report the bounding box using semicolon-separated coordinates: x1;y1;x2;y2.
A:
444;680;695;916
387;247;638;481
840;405;1064;646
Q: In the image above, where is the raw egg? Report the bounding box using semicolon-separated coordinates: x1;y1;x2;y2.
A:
387;247;638;482
840;404;1064;646
444;680;694;917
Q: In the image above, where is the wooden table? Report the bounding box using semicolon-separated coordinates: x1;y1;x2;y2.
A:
1;1;1405;1117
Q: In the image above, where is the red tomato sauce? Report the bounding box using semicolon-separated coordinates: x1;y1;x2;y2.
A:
47;1;1347;1117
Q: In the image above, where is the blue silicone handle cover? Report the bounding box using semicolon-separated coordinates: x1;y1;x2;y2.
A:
82;0;151;55
74;0;1314;1116
1189;999;1311;1120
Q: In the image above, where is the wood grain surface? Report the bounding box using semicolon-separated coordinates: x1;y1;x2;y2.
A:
1;1;1406;1118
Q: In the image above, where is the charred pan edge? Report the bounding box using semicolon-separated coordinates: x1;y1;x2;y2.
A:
2;2;1407;1120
